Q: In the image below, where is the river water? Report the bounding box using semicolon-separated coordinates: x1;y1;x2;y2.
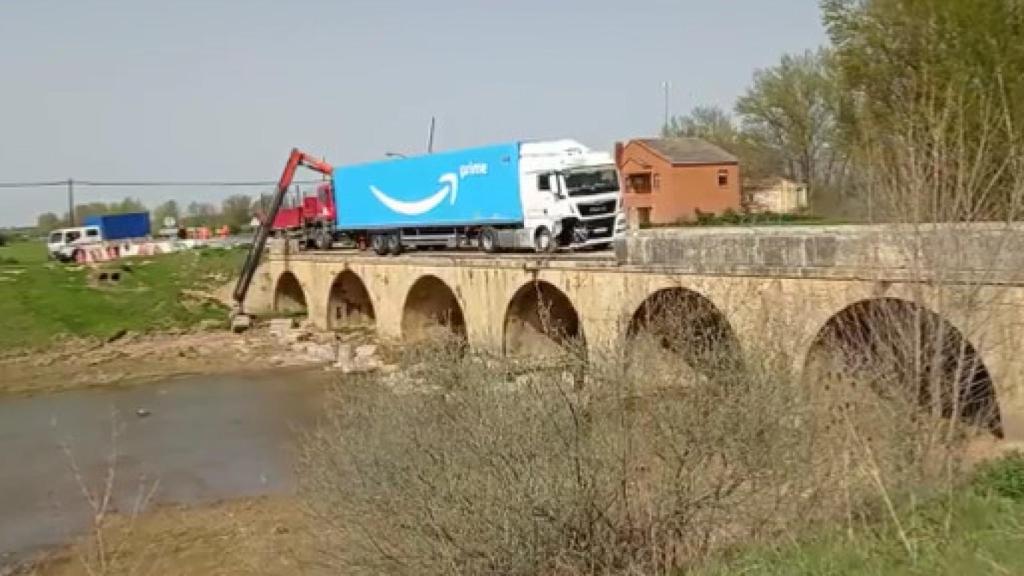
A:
0;370;329;565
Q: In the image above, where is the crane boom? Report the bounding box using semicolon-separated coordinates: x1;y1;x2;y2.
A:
231;148;333;325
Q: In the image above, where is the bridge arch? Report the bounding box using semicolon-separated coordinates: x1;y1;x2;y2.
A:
626;287;742;377
401;275;467;344
503;280;584;357
274;271;308;316
326;269;376;331
804;297;1002;436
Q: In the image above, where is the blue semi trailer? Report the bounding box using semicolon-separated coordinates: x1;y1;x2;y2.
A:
83;212;151;241
329;140;624;254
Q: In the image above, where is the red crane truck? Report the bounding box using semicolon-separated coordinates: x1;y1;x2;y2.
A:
268;181;337;250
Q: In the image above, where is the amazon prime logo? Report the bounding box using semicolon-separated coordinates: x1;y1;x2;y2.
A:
459;162;488;178
369;162;490;216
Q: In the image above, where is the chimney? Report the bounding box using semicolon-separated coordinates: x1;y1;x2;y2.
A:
614;141;624;167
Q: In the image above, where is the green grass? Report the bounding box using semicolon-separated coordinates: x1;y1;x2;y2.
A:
0;241;247;350
692;454;1024;576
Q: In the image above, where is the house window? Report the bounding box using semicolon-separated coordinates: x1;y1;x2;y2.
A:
652;173;661;191
627;174;652;194
718;169;729;187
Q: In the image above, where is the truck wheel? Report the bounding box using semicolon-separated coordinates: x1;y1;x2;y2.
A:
316;229;332;251
371;234;388;256
480;228;498;253
534;227;555;253
386;233;403;255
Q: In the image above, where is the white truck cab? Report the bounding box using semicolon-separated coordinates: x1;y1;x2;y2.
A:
514;139;625;251
47;225;102;261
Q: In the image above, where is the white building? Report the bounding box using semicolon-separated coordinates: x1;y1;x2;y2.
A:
744;177;809;214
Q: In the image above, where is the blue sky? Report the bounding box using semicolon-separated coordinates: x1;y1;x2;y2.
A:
0;0;827;226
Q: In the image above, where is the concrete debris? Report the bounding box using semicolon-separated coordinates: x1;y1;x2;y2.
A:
336;343;353;365
135;408;151;418
282;330;307;345
267;318;296;338
332;341;382;373
355;344;377;359
230;314;253;333
301;343;337;363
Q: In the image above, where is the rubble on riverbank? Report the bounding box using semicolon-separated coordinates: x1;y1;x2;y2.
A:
0;319;386;397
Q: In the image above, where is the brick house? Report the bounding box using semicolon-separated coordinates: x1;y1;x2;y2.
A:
615;138;741;226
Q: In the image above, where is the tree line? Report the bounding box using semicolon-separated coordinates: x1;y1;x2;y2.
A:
35;193;276;234
665;0;1024;221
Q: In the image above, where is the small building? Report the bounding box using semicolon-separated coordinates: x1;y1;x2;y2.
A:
616;137;741;226
744;177;808;214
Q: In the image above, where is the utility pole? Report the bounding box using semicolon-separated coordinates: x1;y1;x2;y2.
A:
66;178;75;226
661;81;671;133
427;116;436;154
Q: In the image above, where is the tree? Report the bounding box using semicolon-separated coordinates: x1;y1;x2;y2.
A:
220;194;253;230
184;201;218;228
36;212;62;233
152;200;181;230
111;197;146;214
663;105;738;143
822;0;1024;220
663;105;786;183
73;202;112;224
735;49;845;206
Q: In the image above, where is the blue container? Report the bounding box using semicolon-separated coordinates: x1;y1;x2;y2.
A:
84;212;151;241
334;143;522;230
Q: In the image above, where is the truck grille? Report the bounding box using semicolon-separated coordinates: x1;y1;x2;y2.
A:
582;216;616;239
578;200;617;217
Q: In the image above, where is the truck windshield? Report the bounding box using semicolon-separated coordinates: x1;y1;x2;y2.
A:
49;232;62;243
564;168;620;197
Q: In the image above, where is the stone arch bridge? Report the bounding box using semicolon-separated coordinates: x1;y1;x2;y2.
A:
249;225;1024;441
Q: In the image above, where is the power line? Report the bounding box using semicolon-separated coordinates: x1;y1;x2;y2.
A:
0;179;326;189
0;181;68;188
77;179;326;187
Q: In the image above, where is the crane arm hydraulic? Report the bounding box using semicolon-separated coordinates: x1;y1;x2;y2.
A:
231;148;333;325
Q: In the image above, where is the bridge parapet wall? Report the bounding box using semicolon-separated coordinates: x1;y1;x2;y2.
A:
618;224;1024;283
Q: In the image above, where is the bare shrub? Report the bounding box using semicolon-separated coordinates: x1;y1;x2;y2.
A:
297;286;996;575
59;412;160;576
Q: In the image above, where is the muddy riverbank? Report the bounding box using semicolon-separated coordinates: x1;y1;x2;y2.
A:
0;322;378;398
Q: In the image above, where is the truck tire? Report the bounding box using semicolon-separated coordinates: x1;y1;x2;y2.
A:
480;227;498;253
371;234;388;256
386;233;403;256
534;227;555;253
316;229;332;251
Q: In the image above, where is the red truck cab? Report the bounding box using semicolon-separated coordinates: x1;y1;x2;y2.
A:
269;182;336;249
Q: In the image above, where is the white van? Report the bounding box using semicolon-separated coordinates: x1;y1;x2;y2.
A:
47;225;102;261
